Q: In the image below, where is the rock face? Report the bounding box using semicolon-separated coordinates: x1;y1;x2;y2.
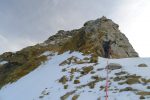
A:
0;16;139;88
44;30;74;46
45;16;138;58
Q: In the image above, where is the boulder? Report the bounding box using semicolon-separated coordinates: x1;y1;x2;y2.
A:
107;63;122;70
138;63;148;67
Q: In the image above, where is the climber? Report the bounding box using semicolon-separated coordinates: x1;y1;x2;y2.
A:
103;40;112;58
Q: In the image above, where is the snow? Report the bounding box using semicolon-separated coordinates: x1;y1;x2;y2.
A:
0;61;8;65
0;51;150;100
108;58;150;78
41;51;55;56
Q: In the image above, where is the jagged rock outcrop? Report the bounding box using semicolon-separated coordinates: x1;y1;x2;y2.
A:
45;16;138;58
0;16;138;88
44;30;74;46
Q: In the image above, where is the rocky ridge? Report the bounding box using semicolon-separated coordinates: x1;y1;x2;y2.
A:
44;16;138;58
0;16;138;88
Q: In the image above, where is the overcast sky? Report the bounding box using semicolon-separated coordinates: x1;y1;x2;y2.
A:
0;0;150;57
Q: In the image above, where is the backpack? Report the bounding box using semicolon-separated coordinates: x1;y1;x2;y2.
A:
103;41;111;50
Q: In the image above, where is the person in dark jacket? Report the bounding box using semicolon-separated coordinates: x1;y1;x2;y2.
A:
103;40;112;58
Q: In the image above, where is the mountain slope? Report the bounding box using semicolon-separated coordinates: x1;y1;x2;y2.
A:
0;51;149;100
45;16;138;58
0;16;146;100
0;16;139;88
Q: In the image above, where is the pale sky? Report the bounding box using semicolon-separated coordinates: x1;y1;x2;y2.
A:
0;0;150;57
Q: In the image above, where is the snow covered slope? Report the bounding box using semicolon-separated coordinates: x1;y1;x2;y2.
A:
0;52;150;100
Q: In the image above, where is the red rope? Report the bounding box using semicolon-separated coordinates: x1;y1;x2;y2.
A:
105;60;109;100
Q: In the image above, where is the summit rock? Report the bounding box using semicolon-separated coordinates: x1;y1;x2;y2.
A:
45;16;138;58
0;16;138;88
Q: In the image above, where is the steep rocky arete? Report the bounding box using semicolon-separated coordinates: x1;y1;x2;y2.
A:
45;16;138;58
0;16;138;88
